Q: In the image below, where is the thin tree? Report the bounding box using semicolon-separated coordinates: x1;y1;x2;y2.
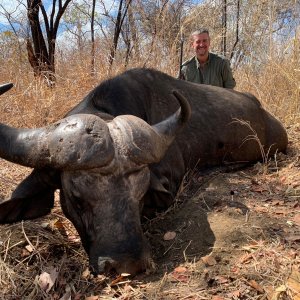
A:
0;3;25;64
221;0;227;56
91;0;96;76
230;0;240;62
108;0;132;71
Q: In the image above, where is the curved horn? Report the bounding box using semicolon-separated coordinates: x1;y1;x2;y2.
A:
108;90;191;164
0;83;13;96
153;90;191;137
0;114;114;170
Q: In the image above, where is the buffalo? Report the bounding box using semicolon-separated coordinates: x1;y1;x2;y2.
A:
0;68;288;275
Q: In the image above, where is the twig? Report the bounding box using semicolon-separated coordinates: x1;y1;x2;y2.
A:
183;240;192;262
21;221;36;252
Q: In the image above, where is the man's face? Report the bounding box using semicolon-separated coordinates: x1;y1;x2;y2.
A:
191;33;210;59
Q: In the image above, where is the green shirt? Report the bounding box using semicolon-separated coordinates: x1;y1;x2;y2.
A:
181;53;236;89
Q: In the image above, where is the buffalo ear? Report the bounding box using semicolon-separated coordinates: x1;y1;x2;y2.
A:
149;173;171;194
0;169;60;224
0;191;54;223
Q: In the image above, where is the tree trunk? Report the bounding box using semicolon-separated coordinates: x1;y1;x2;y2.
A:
91;0;96;76
27;0;53;80
221;0;227;56
108;0;132;71
230;0;240;62
26;0;71;84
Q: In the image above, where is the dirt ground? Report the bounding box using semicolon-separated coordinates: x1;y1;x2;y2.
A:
0;125;299;300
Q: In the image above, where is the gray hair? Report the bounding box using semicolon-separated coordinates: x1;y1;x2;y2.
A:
190;29;210;39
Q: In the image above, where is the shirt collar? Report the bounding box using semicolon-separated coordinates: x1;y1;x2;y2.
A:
195;53;211;68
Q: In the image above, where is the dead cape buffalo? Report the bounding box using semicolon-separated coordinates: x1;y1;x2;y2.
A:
0;68;288;275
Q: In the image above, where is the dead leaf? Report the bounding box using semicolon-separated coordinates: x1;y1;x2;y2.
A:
21;248;30;258
211;296;225;300
288;250;298;259
274;208;288;215
163;231;176;240
171;272;189;283
239;253;253;264
170;266;189;282
201;255;217;266
110;274;131;286
251;185;268;193
266;200;280;205
96;274;106;282
174;266;187;273
41;222;50;228
254;206;268;213
242;240;263;251
38;268;59;293
215;275;229;284
123;284;134;293
67;235;80;242
230;266;240;274
227;290;241;298
102;286;112;295
85;296;99;300
248;279;264;293
51;219;67;235
280;176;287;183
81;268;90;279
25;244;34;253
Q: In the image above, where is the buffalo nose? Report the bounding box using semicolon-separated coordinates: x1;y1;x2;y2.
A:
98;256;117;274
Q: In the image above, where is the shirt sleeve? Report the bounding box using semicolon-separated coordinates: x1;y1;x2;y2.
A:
180;66;187;80
222;59;236;89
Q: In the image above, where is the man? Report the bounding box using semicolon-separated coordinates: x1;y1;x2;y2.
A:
181;29;236;89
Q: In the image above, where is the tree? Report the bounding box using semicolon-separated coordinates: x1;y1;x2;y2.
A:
221;0;227;56
26;0;72;83
0;2;26;64
63;1;91;54
108;0;132;71
91;0;96;76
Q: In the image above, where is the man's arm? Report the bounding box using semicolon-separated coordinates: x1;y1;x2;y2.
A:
222;59;236;89
179;66;186;80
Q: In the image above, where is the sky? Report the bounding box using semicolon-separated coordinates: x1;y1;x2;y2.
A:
0;0;25;30
0;0;119;52
0;0;56;32
0;0;115;34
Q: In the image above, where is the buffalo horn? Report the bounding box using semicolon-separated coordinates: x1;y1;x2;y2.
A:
0;114;114;170
109;90;191;164
0;83;13;96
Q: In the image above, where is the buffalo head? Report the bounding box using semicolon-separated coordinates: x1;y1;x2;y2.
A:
0;87;191;275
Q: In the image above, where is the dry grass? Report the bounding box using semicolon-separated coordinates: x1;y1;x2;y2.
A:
235;59;300;127
1;48;299;128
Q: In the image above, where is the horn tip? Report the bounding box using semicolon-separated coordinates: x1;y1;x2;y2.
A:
172;90;191;123
0;83;14;96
